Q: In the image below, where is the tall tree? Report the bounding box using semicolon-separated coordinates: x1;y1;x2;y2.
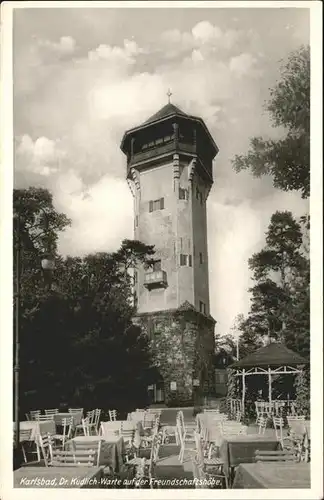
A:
232;45;310;198
237;211;309;359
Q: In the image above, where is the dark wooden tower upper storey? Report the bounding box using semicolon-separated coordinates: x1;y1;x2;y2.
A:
120;103;219;186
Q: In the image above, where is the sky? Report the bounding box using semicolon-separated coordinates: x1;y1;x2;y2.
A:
13;4;310;336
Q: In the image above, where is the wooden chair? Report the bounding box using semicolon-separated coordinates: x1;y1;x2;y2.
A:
176;415;196;463
178;410;196;435
36;414;54;422
45;409;59;417
220;421;247;437
120;421;135;449
68;408;84;416
29;410;41;421
85;410;98;435
108;409;117;421
92;409;101;434
80;417;91;436
50;447;98;467
143;412;156;431
255;449;297;462
36;433;56;466
195;432;228;488
140;415;160;448
52;417;73;448
14;429;33;463
69;438;103;467
257;415;267;435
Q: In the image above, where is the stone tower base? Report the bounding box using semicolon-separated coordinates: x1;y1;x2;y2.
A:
134;301;216;406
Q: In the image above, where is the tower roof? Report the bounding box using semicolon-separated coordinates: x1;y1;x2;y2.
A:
143;103;188;125
120;102;218;157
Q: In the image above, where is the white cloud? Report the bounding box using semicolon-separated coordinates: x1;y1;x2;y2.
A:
192;21;222;43
229;52;258;77
16;135;64;176
88;39;143;65
38;36;76;55
56;175;133;256
191;49;204;63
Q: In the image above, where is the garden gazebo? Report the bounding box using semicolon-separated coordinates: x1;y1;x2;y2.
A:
229;342;309;416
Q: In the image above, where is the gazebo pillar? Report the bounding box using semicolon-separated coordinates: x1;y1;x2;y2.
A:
268;366;272;406
242;368;246;416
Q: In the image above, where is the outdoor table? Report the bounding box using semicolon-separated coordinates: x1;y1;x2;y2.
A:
128;412;156;426
54;412;82;427
66;435;125;472
219;434;280;482
100;420;143;449
14;465;104;488
15;420;56;442
196;413;232;443
232;462;311;489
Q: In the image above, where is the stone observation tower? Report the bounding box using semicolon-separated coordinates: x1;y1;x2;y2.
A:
120;96;218;405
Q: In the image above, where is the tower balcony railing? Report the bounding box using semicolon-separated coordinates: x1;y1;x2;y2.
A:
144;270;168;289
129;141;196;168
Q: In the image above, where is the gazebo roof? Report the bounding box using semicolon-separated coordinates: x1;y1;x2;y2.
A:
230;342;308;369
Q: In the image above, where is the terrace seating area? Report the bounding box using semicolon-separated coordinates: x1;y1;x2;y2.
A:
13;404;310;489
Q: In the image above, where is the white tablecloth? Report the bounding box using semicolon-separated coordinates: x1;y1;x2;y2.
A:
100;420;142;448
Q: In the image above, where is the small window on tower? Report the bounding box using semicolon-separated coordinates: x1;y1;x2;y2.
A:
179;187;189;200
196;187;200;200
199;301;206;315
135;215;138;227
180;254;193;267
149;198;165;212
199;252;203;264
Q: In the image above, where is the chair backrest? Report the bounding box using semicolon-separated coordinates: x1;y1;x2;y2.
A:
70;439;102;467
15;428;32;443
86;410;96;424
82;417;91;436
273;417;284;442
287;416;306;423
94;409;101;427
36;433;55;466
176;415;183;444
69;408;84;415
177;411;185;434
255;449;296;462
120;422;135;444
148;431;163;475
108;409;117;421
59;417;73;443
100;421;120;437
143;412;156;429
37;414;54;421
220;421;246;436
51;448;97;467
29;410;41;420
257;415;267;435
45;409;59;416
235;411;242;422
194;432;204;466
